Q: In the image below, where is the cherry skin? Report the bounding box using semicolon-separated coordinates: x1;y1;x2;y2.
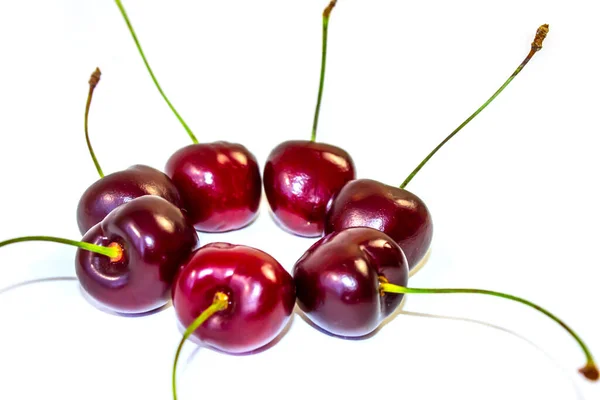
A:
324;178;432;270
172;242;296;354
263;140;356;237
76;164;186;235
77;195;199;314
165;142;262;233
293;226;409;337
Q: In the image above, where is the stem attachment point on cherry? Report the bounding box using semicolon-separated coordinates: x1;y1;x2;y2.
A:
379;281;597;382
311;0;337;142
172;292;229;400
114;0;198;144
0;236;123;260
85;67;104;178
399;24;550;189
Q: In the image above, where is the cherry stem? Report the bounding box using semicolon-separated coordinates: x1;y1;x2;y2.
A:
172;292;229;400
399;24;550;189
85;67;104;178
114;0;199;144
311;0;337;142
0;236;123;261
380;281;598;381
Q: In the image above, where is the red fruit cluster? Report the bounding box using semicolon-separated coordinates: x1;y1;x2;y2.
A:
1;3;596;400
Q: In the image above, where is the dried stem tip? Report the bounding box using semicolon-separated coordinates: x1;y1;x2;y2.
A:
89;67;101;89
579;363;599;381
531;24;549;51
324;0;337;18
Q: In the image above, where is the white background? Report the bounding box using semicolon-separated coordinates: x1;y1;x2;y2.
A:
0;0;599;399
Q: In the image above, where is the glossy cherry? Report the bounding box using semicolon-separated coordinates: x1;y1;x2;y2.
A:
115;1;261;233
264;1;356;237
171;242;296;354
76;68;185;235
293;227;408;337
325;24;551;269
264;140;355;236
1;195;199;315
325;179;432;269
165;142;262;232
78;195;199;314
293;226;599;382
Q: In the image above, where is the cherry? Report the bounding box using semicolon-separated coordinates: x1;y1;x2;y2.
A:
76;68;185;235
171;242;296;354
325;24;550;270
293;227;408;337
263;0;356;237
1;195;199;315
115;0;262;233
325;178;432;270
293;226;599;382
171;243;296;398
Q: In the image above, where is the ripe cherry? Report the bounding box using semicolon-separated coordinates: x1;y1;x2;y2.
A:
171;243;296;398
263;0;356;237
325;24;551;270
293;226;408;337
76;68;185;235
115;0;262;233
293;226;599;382
2;195;199;315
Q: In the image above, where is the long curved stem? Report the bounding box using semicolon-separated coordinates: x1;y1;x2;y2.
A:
85;68;104;178
311;0;337;142
172;292;229;400
399;24;550;189
380;281;598;381
114;0;199;144
0;236;122;261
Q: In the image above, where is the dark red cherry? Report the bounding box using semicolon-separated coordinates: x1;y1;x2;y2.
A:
76;164;186;235
292;226;600;384
165;142;262;232
172;242;296;354
293;227;408;337
325;178;432;270
111;4;262;233
263;2;355;237
77;195;199;314
263;140;355;237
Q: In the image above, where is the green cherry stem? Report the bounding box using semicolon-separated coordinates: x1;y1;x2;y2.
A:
311;0;337;142
172;292;229;400
399;24;550;189
85;67;104;178
0;236;123;262
114;0;199;144
379;281;599;381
